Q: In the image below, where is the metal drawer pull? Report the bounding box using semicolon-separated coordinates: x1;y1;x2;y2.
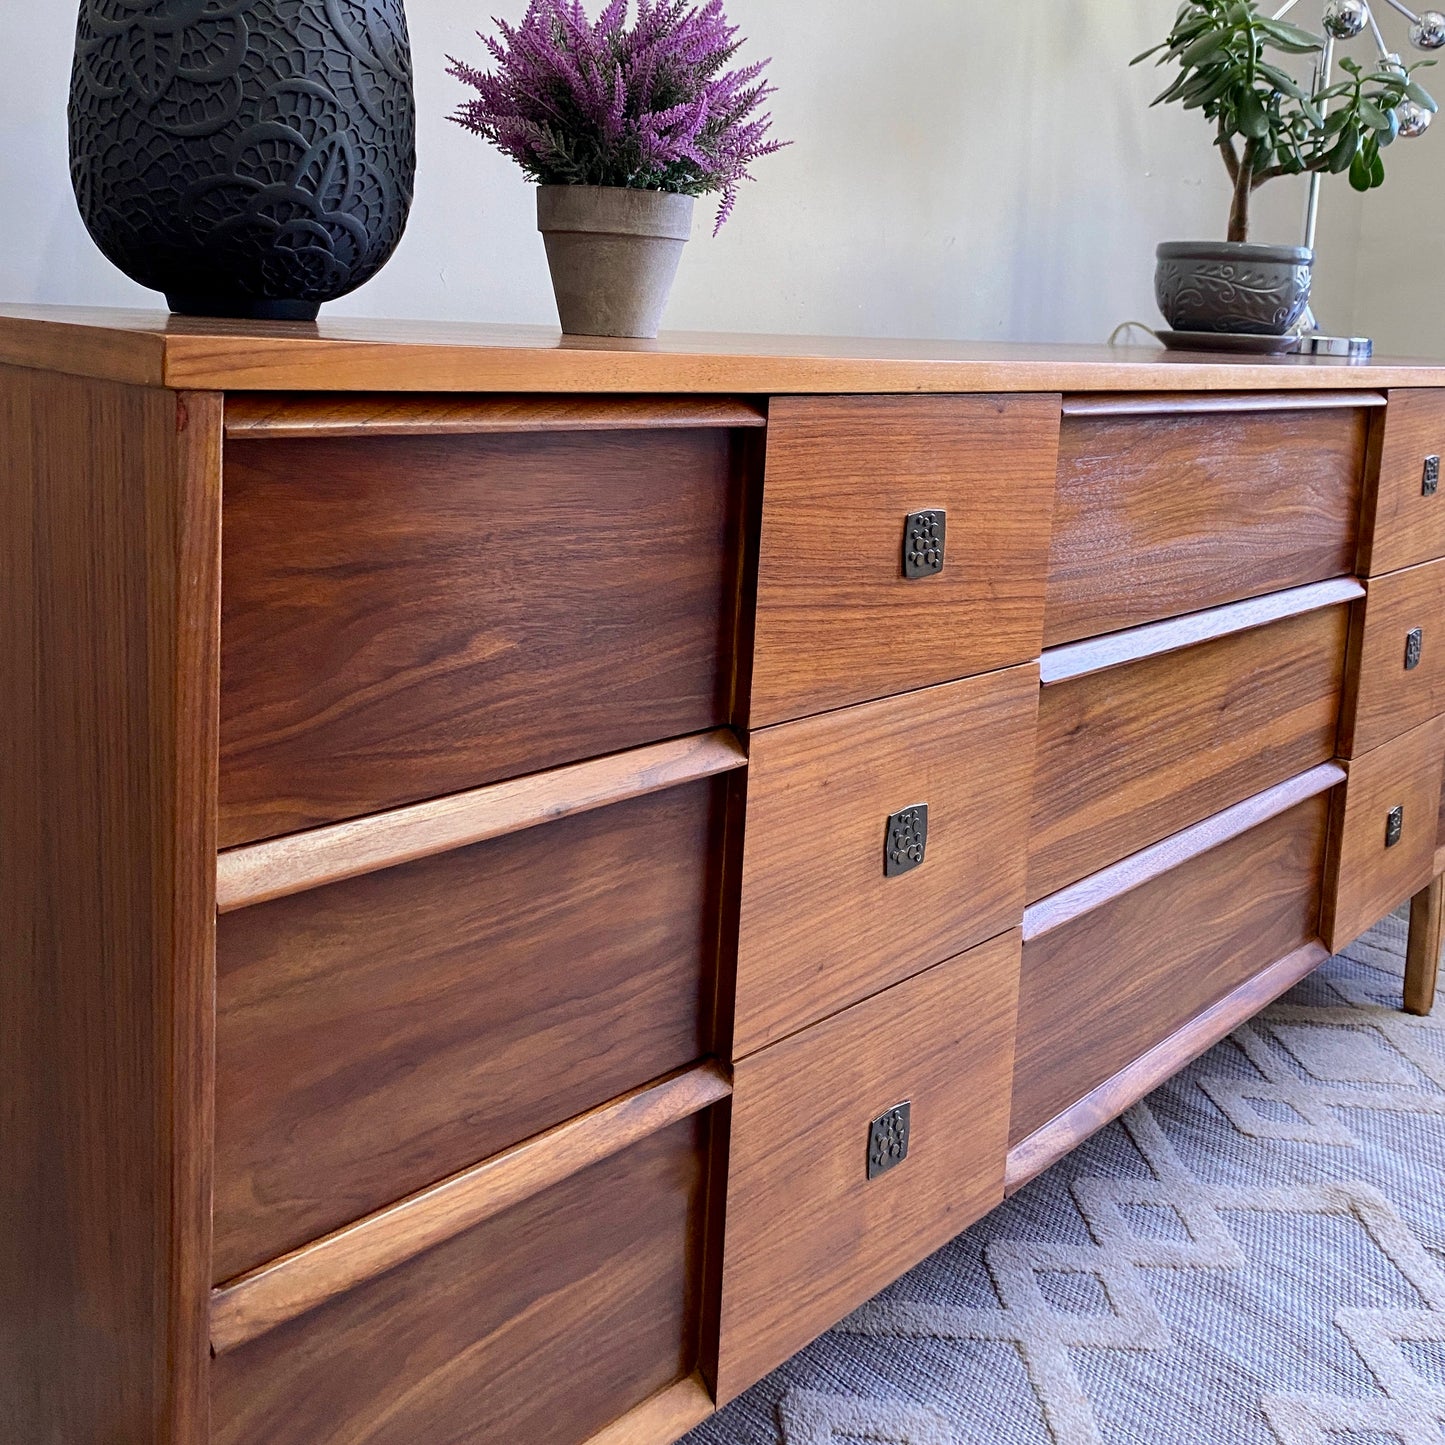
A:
1424;456;1440;497
867;1102;912;1180
1406;628;1425;671
884;805;929;877
1386;806;1405;849
902;510;946;579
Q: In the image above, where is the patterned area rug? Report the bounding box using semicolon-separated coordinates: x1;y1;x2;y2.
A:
686;913;1445;1445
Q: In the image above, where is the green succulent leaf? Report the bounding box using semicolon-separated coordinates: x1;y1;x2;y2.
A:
1404;80;1439;112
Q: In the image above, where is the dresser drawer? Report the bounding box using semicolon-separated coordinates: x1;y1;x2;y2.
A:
1013;786;1332;1146
749;395;1057;727
1340;557;1445;757
219;424;747;846
717;932;1019;1403
1360;390;1445;576
212;1115;710;1445
1323;714;1445;951
214;773;729;1282
735;665;1038;1056
1046;396;1371;647
1031;592;1350;900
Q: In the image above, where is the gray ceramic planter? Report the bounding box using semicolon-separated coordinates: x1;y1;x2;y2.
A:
538;185;695;338
1155;242;1314;336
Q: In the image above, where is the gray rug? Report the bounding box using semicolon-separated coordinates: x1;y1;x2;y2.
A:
687;913;1445;1445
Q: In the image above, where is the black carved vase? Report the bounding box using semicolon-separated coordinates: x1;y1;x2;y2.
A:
69;0;415;321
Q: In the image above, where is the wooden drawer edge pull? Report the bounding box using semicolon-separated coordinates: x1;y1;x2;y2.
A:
1061;391;1386;418
1005;939;1329;1194
1022;762;1345;942
1040;577;1364;684
223;392;768;438
217;728;748;912
581;1374;715;1445
209;1061;732;1356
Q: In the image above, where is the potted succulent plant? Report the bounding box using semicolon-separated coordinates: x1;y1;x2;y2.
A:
1136;0;1436;336
449;0;787;338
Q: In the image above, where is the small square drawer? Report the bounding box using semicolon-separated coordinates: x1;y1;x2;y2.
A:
734;664;1038;1056
749;395;1058;727
1324;714;1445;951
220;419;749;846
716;932;1020;1404
1339;556;1445;757
214;774;729;1282
1359;390;1445;576
1047;396;1371;647
212;1114;712;1445
1032;592;1350;900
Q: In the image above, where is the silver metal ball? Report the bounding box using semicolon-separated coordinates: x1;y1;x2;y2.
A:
1411;9;1445;48
1396;98;1435;135
1323;0;1369;39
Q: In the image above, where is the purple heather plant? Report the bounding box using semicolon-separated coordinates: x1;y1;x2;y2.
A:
447;0;786;233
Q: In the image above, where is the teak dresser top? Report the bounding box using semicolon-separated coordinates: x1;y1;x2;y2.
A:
2;303;1443;394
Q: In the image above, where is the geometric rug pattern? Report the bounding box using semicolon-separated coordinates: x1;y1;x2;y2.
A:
684;912;1445;1445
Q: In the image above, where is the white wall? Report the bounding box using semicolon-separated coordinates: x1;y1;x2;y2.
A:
0;2;1436;351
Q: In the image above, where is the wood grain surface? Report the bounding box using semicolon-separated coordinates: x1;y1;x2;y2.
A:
1039;577;1363;684
214;777;726;1281
749;395;1058;725
1323;715;1445;951
1406;876;1445;1017
1046;405;1368;646
582;1375;716;1445
210;1063;730;1354
1062;391;1386;417
1031;605;1349;899
211;1118;710;1445
224;392;767;437
219;426;745;845
1358;390;1445;576
5;305;1445;394
717;934;1021;1404
735;666;1039;1056
217;728;746;911
1339;556;1445;757
1023;763;1344;941
1012;796;1330;1146
1005;939;1330;1193
0;369;221;1445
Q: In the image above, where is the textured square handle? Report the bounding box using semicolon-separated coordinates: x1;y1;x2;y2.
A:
867;1102;912;1180
902;510;947;579
884;805;929;877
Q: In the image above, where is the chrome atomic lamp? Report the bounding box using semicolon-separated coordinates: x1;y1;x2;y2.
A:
1282;0;1444;356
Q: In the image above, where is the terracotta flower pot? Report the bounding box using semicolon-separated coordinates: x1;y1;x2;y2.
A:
537;185;695;339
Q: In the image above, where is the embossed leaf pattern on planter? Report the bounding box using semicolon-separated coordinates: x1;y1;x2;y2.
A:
69;0;415;317
1155;257;1313;336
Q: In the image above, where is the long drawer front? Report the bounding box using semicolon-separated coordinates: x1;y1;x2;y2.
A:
211;1107;719;1445
212;727;745;1287
1013;779;1335;1150
1031;587;1352;900
219;411;757;846
1047;395;1372;647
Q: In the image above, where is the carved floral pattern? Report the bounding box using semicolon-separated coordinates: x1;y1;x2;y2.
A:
1156;256;1313;336
69;0;415;313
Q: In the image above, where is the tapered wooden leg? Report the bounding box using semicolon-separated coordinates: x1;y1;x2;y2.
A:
1405;874;1445;1016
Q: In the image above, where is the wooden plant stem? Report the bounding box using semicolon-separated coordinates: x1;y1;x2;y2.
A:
1229;140;1257;243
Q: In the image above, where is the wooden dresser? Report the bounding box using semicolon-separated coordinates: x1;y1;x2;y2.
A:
5;308;1445;1445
